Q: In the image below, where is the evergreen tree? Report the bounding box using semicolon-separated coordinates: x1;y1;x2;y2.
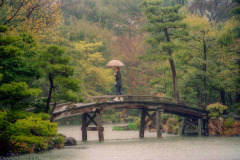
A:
39;45;81;113
0;25;41;110
140;1;187;99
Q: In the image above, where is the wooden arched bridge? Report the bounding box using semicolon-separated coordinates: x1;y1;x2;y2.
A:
52;95;208;141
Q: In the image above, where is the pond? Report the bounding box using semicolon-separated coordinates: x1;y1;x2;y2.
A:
13;124;240;160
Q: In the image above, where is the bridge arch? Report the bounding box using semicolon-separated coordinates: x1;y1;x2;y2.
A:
52;95;208;141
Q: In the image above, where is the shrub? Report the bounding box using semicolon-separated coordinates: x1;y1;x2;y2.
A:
224;121;240;136
206;102;227;117
0;111;58;155
161;114;170;125
53;134;65;149
224;118;235;128
112;126;125;131
128;122;139;130
165;117;181;135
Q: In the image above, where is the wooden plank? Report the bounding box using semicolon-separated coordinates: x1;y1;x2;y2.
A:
86;113;97;126
96;110;104;141
180;117;187;136
145;112;156;123
156;109;162;138
198;119;203;137
82;113;87;141
81;127;104;131
139;110;146;138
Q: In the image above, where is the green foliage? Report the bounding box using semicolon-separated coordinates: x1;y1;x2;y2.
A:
128;122;139;130
0;82;41;109
0;111;58;155
224;118;235;128
53;134;65;149
31;98;47;113
206;103;227;117
39;45;82;112
165;117;181;134
102;111;121;123
74;41;114;96
227;103;240;116
161;113;171;124
0;26;41;110
112;126;125;131
0;25;8;32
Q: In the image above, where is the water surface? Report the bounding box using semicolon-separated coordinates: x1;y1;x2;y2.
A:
13;124;240;160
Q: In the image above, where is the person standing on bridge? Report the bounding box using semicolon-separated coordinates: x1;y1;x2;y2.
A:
113;67;123;101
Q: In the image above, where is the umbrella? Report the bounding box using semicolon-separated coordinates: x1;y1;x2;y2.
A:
106;60;124;67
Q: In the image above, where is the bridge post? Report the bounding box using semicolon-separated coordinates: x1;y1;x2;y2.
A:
180;117;187;136
96;109;104;141
198;118;203;137
156;108;163;138
82;113;87;141
139;110;146;138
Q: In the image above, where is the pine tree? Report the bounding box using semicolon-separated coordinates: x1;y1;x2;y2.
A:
39;45;81;113
0;25;41;110
140;1;186;99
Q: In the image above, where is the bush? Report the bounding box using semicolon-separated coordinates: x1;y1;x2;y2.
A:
227;103;240;116
161;114;170;125
224;118;235;128
206;102;227;117
165;117;181;135
112;126;125;131
102;112;121;123
128;122;139;130
31;98;47;113
53;134;65;149
0;111;58;155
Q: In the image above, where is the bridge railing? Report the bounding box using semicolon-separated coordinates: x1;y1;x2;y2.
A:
84;95;206;110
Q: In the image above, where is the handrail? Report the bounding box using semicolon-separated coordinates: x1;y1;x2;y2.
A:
83;95;206;110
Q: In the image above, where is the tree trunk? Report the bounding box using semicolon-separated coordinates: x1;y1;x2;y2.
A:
164;28;179;99
169;58;180;99
45;73;54;113
50;102;57;122
229;93;233;106
220;90;226;105
203;36;207;104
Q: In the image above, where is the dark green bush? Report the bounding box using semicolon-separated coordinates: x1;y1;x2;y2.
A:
0;111;58;155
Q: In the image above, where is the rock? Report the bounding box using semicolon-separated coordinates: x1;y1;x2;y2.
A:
64;137;77;146
208;117;224;136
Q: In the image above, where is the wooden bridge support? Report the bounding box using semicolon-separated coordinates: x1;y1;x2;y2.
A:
180;118;204;136
198;118;203;137
139;108;163;138
96;110;104;141
81;109;104;142
156;108;163;138
139;110;146;138
82;113;88;141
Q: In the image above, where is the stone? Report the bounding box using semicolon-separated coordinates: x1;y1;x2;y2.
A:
208;117;224;136
64;137;77;146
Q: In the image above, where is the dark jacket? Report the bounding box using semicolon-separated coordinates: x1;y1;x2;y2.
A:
115;71;122;88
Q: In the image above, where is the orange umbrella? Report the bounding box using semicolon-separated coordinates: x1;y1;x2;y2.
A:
106;60;124;67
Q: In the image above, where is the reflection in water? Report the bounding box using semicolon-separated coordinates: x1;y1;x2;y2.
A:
14;124;240;160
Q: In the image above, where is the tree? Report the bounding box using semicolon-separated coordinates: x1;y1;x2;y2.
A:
140;1;187;99
177;15;238;105
111;35;153;95
217;1;240;103
189;0;234;22
0;0;62;40
0;25;41;110
39;45;81;113
74;41;114;96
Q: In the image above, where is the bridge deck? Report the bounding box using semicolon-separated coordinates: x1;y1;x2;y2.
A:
52;95;207;121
